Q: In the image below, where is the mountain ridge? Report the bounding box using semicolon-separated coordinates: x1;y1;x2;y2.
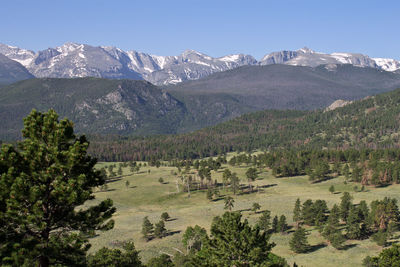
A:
1;43;399;86
1;63;400;140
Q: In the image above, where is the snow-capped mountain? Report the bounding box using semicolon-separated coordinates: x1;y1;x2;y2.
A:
0;43;399;85
259;47;400;72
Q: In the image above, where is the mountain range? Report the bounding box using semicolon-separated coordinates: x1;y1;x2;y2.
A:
1;43;399;86
88;87;400;161
1;63;400;140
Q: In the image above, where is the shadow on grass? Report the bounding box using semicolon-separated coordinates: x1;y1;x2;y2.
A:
238;208;251;212
333;192;342;194
100;189;116;192
166;230;181;237
310;176;334;184
340;243;357;250
258;184;277;189
308;243;327;253
105;177;123;183
166;218;177;222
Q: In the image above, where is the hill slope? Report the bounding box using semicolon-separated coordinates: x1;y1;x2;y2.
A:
0;78;187;139
88;87;400;161
166;64;400;110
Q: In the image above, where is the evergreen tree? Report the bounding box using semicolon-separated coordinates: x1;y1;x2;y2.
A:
182;225;208;253
245;167;258;191
252;202;261;213
289;227;310;253
161;212;170;221
0;109;115;266
222;168;232;190
207;188;213;201
346;206;363;240
146;254;174;267
329;185;335;194
363;244;400;267
313;200;329;226
330;232;346;249
301;199;315;225
194;212;287;266
278;215;288;233
230;172;240;195
340;192;353;222
142;216;154;241
293;198;302;228
258;210;271;232
154;220;167;238
323;204;345;249
224;196;235;211
118;165;123;176
272;215;279;233
87;242;143;267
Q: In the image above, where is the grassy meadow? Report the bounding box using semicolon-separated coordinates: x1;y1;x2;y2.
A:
89;156;400;266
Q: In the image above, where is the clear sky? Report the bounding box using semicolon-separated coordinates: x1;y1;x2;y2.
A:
2;0;399;60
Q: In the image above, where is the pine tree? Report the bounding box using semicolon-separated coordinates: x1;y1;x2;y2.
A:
224;196;235;211
146;254;174;267
161;212;170;221
182;225;208;253
230;172;240;195
302;199;315;225
193;212;287;266
272;215;279;233
0;109;115;266
323;204;345;249
252;202;261;213
340;192;353;222
245;167;258;191
330;232;346;249
154;220;167;238
207;188;213;201
293;198;302;228
118;165;123;176
346;206;366;240
258;210;271;232
329;185;335;194
142;216;154;241
87;242;143;267
278;215;288;233
222;168;232;190
289;227;310;253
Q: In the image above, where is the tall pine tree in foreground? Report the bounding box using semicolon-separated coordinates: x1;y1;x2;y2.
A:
0;109;116;266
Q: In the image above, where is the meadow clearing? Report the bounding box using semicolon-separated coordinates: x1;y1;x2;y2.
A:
90;156;400;266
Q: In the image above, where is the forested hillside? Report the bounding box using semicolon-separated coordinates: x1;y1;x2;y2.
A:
167;64;400;110
0;78;187;139
2;64;400;140
88;87;400;161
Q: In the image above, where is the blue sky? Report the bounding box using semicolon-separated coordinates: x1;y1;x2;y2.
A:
2;0;399;60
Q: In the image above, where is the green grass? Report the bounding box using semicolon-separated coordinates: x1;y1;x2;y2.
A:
89;160;400;266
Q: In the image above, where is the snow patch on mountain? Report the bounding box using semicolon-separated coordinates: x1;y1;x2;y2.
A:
1;42;399;85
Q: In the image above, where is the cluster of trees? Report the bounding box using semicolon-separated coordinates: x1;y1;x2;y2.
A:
289;194;400;253
142;213;171;241
88;88;400;162
252;149;400;186
0;110;289;266
176;212;288;266
257;210;288;234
